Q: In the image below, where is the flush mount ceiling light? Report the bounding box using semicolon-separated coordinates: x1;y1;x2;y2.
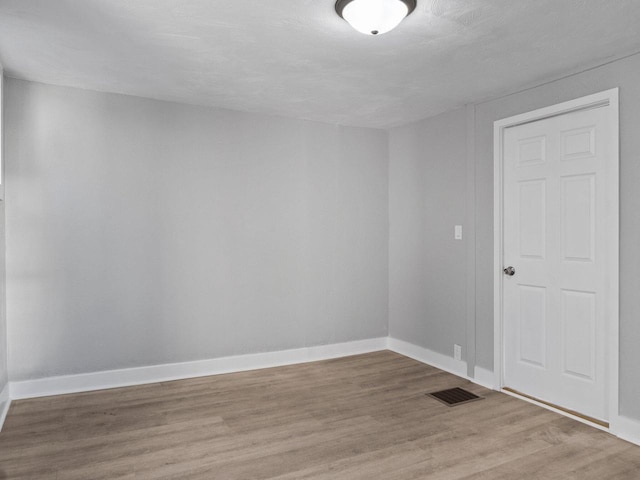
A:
335;0;417;36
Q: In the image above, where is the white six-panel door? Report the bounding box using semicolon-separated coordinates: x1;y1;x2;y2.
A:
502;103;615;423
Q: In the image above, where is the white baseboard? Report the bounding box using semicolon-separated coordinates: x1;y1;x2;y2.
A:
472;365;496;389
388;337;468;379
0;383;10;432
9;336;479;402
10;337;388;400
387;337;498;390
615;415;640;447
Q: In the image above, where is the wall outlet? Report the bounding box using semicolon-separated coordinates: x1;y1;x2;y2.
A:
454;344;462;361
454;225;463;240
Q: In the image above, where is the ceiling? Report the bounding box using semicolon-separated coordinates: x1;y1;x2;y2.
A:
1;0;639;129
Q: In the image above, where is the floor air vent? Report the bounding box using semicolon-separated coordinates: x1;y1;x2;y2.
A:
428;387;483;407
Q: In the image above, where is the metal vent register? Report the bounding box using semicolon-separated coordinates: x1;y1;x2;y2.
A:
427;387;483;407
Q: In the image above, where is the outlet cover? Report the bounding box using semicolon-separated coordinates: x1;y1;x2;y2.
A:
454;344;462;361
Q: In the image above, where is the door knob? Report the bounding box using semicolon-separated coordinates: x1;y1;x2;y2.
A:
503;266;516;276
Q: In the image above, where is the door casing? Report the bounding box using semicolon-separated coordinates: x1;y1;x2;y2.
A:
493;88;619;431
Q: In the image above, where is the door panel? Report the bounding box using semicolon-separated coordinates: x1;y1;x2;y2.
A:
519;180;546;258
561;174;595;262
561;289;596;381
518;285;547;367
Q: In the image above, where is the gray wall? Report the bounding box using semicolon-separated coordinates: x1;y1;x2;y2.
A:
4;79;389;381
389;52;640;421
388;108;468;359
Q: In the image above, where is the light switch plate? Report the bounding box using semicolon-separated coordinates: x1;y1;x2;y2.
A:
454;225;463;240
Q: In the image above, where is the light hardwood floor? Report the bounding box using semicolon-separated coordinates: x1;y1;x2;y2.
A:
1;351;639;479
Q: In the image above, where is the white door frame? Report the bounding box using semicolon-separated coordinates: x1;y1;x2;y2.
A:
493;88;619;430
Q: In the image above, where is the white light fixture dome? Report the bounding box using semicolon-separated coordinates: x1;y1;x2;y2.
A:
335;0;417;36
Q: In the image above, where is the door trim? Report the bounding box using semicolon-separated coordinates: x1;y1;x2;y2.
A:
493;88;620;430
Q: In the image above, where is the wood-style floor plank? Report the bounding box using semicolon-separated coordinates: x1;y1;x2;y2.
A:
0;351;639;479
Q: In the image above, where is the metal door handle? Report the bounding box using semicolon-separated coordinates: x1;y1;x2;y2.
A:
503;266;516;276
